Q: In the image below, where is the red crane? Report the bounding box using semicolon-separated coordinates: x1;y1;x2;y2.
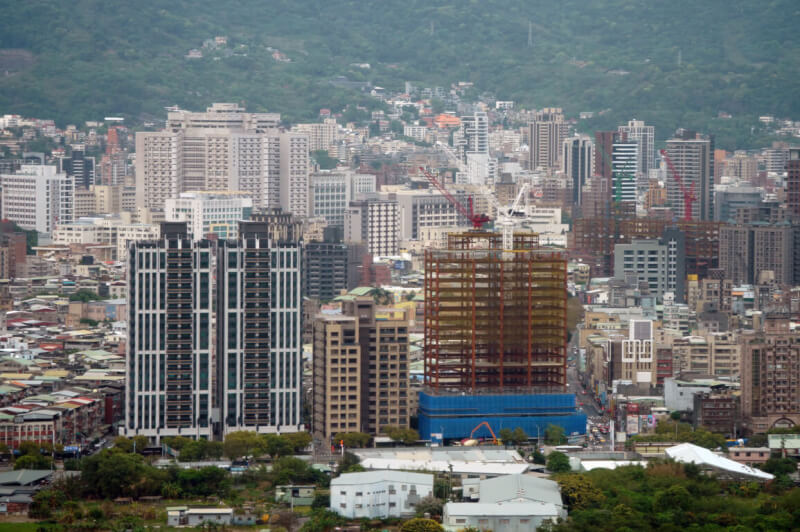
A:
660;149;698;221
419;167;491;229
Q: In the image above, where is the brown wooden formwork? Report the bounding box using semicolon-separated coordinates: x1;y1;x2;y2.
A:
424;232;567;393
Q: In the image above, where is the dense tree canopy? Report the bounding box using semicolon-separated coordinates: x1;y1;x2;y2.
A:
1;1;797;149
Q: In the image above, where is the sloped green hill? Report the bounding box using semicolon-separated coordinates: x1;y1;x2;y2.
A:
1;0;798;148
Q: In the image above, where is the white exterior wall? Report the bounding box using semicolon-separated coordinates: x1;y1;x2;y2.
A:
664;378;712;412
1;165;73;235
280;133;310;217
309;172;350;227
164;192;253;241
331;473;433;519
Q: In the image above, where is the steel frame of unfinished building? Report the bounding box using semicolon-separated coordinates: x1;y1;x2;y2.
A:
424;232;567;392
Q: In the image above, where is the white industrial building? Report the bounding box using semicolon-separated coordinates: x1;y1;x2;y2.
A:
330;470;433;519
443;474;567;532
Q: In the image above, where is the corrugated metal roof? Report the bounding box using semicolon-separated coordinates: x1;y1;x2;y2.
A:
331;470;433;487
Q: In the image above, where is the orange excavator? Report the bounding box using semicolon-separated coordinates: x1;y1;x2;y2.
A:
462;421;500;446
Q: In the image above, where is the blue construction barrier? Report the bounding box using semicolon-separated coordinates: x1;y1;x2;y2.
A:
418;391;587;441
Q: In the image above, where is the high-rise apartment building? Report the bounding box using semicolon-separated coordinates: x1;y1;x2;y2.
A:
342;297;410;435
562;136;594;205
741;315;800;433
664;130;714;221
293;118;339;152
719;222;794;285
528;108;568;170
304;227;363;301
379;188;471;242
457;111;489;163
344;198;399;256
279;132;310;217
309;171;377;228
786;148;800;219
59;144;96;189
618;119;655;172
0;164;74;234
135;103;308;214
312;315;361;439
124;220;303;442
312;296;410;440
613;233;686;303
612;140;639;204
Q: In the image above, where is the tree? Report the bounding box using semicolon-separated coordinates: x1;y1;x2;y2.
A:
223;430;262;459
69;289;104;302
300;508;346;532
383;426;420;445
761;457;798;476
283;431;312;452
547;451;571;473
311;492;330;509
499;428;513;445
654;485;691;511
555;474;606;511
17;441;41;456
14;453;51;470
511;427;529;445
312;149;338;170
414;495;443;517
271;456;317;485
544;424;567;445
531;449;547;465
333;432;371;448
81;449;151;499
400;518;444;532
263;434;293;459
113;436;133;453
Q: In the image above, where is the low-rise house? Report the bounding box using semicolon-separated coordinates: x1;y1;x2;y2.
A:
729;447;771;466
167;507;234;527
275;485;315;506
330;470;433;519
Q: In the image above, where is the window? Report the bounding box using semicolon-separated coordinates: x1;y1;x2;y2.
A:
340;503;346;509
455;519;466;524
355;492;362;496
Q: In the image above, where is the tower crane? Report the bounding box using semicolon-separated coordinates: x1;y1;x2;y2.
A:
419;167;490;229
483;183;530;250
659;149;697;221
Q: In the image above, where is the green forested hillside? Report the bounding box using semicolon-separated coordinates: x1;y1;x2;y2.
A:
1;0;798;148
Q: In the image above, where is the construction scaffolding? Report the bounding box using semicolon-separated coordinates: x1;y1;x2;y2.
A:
424;231;567;392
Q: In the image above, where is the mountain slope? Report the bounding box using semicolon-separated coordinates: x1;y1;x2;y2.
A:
0;0;797;148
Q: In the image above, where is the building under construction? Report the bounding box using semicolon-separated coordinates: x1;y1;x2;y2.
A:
420;231;584;442
423;232;567;392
